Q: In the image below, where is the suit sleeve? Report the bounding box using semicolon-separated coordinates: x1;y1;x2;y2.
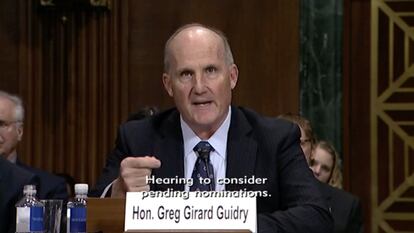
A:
0;160;40;233
45;177;69;200
258;124;333;233
346;197;364;233
89;125;130;197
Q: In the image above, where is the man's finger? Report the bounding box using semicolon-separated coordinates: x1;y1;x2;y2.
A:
121;156;161;169
128;185;150;192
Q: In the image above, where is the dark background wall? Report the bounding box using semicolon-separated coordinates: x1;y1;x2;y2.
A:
344;0;414;232
343;0;371;231
0;0;299;186
4;0;412;232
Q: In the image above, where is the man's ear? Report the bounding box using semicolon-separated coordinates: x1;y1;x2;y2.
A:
162;73;174;97
229;64;239;90
16;124;23;141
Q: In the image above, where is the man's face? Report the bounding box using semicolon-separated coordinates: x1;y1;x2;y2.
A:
163;28;238;138
309;147;333;183
0;97;23;159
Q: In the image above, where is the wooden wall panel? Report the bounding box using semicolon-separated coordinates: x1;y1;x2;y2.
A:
1;0;299;187
345;0;414;232
344;0;372;232
16;0;128;185
370;1;414;232
126;0;299;117
0;0;19;93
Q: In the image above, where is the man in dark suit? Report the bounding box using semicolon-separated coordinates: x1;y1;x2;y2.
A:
0;90;68;200
16;161;68;200
92;23;333;232
0;156;39;233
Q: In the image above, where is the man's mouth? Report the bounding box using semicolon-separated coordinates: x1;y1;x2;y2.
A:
193;100;213;107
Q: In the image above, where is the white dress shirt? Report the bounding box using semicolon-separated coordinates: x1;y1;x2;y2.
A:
181;107;231;191
101;107;232;197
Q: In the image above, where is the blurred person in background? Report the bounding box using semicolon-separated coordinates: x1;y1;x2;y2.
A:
0;156;38;233
310;140;343;189
278;113;317;163
0;90;68;200
279;113;364;233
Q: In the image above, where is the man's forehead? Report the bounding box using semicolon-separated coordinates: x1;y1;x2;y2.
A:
171;32;224;59
170;26;222;48
0;97;16;118
185;27;208;37
176;25;215;37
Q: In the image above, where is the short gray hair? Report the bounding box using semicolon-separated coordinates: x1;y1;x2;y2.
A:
0;90;25;122
163;23;234;72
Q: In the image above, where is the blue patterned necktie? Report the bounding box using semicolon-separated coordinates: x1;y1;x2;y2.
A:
190;141;215;191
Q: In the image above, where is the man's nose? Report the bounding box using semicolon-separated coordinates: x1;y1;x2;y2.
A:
192;74;206;93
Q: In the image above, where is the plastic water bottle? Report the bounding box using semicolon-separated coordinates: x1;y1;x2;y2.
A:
66;183;88;233
15;184;45;233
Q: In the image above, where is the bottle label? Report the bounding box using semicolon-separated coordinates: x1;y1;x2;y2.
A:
30;206;44;231
16;207;44;232
70;207;86;232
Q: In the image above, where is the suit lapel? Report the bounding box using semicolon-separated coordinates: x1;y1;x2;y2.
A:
0;158;8;182
151;107;258;191
152;110;185;191
226;107;257;191
319;182;333;213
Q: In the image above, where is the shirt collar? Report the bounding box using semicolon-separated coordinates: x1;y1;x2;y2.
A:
181;107;231;159
7;152;17;163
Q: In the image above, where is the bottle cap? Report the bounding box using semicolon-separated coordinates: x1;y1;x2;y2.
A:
74;183;89;194
23;184;37;195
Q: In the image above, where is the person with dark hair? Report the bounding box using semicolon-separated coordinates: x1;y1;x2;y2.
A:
280;113;364;233
92;23;333;232
278;113;317;163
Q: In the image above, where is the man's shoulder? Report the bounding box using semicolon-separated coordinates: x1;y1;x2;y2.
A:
0;158;39;233
229;106;301;154
322;182;360;205
333;187;360;204
120;108;179;134
0;158;37;191
234;106;297;133
16;162;65;189
17;162;68;199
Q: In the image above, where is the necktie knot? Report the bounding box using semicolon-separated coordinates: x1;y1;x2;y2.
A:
193;141;214;159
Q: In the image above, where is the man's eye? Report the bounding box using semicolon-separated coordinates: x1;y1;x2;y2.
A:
0;121;6;127
179;71;193;81
206;66;216;74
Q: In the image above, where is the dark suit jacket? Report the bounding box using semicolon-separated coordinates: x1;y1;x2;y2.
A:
0;157;39;233
319;182;363;233
17;160;68;200
91;107;333;233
